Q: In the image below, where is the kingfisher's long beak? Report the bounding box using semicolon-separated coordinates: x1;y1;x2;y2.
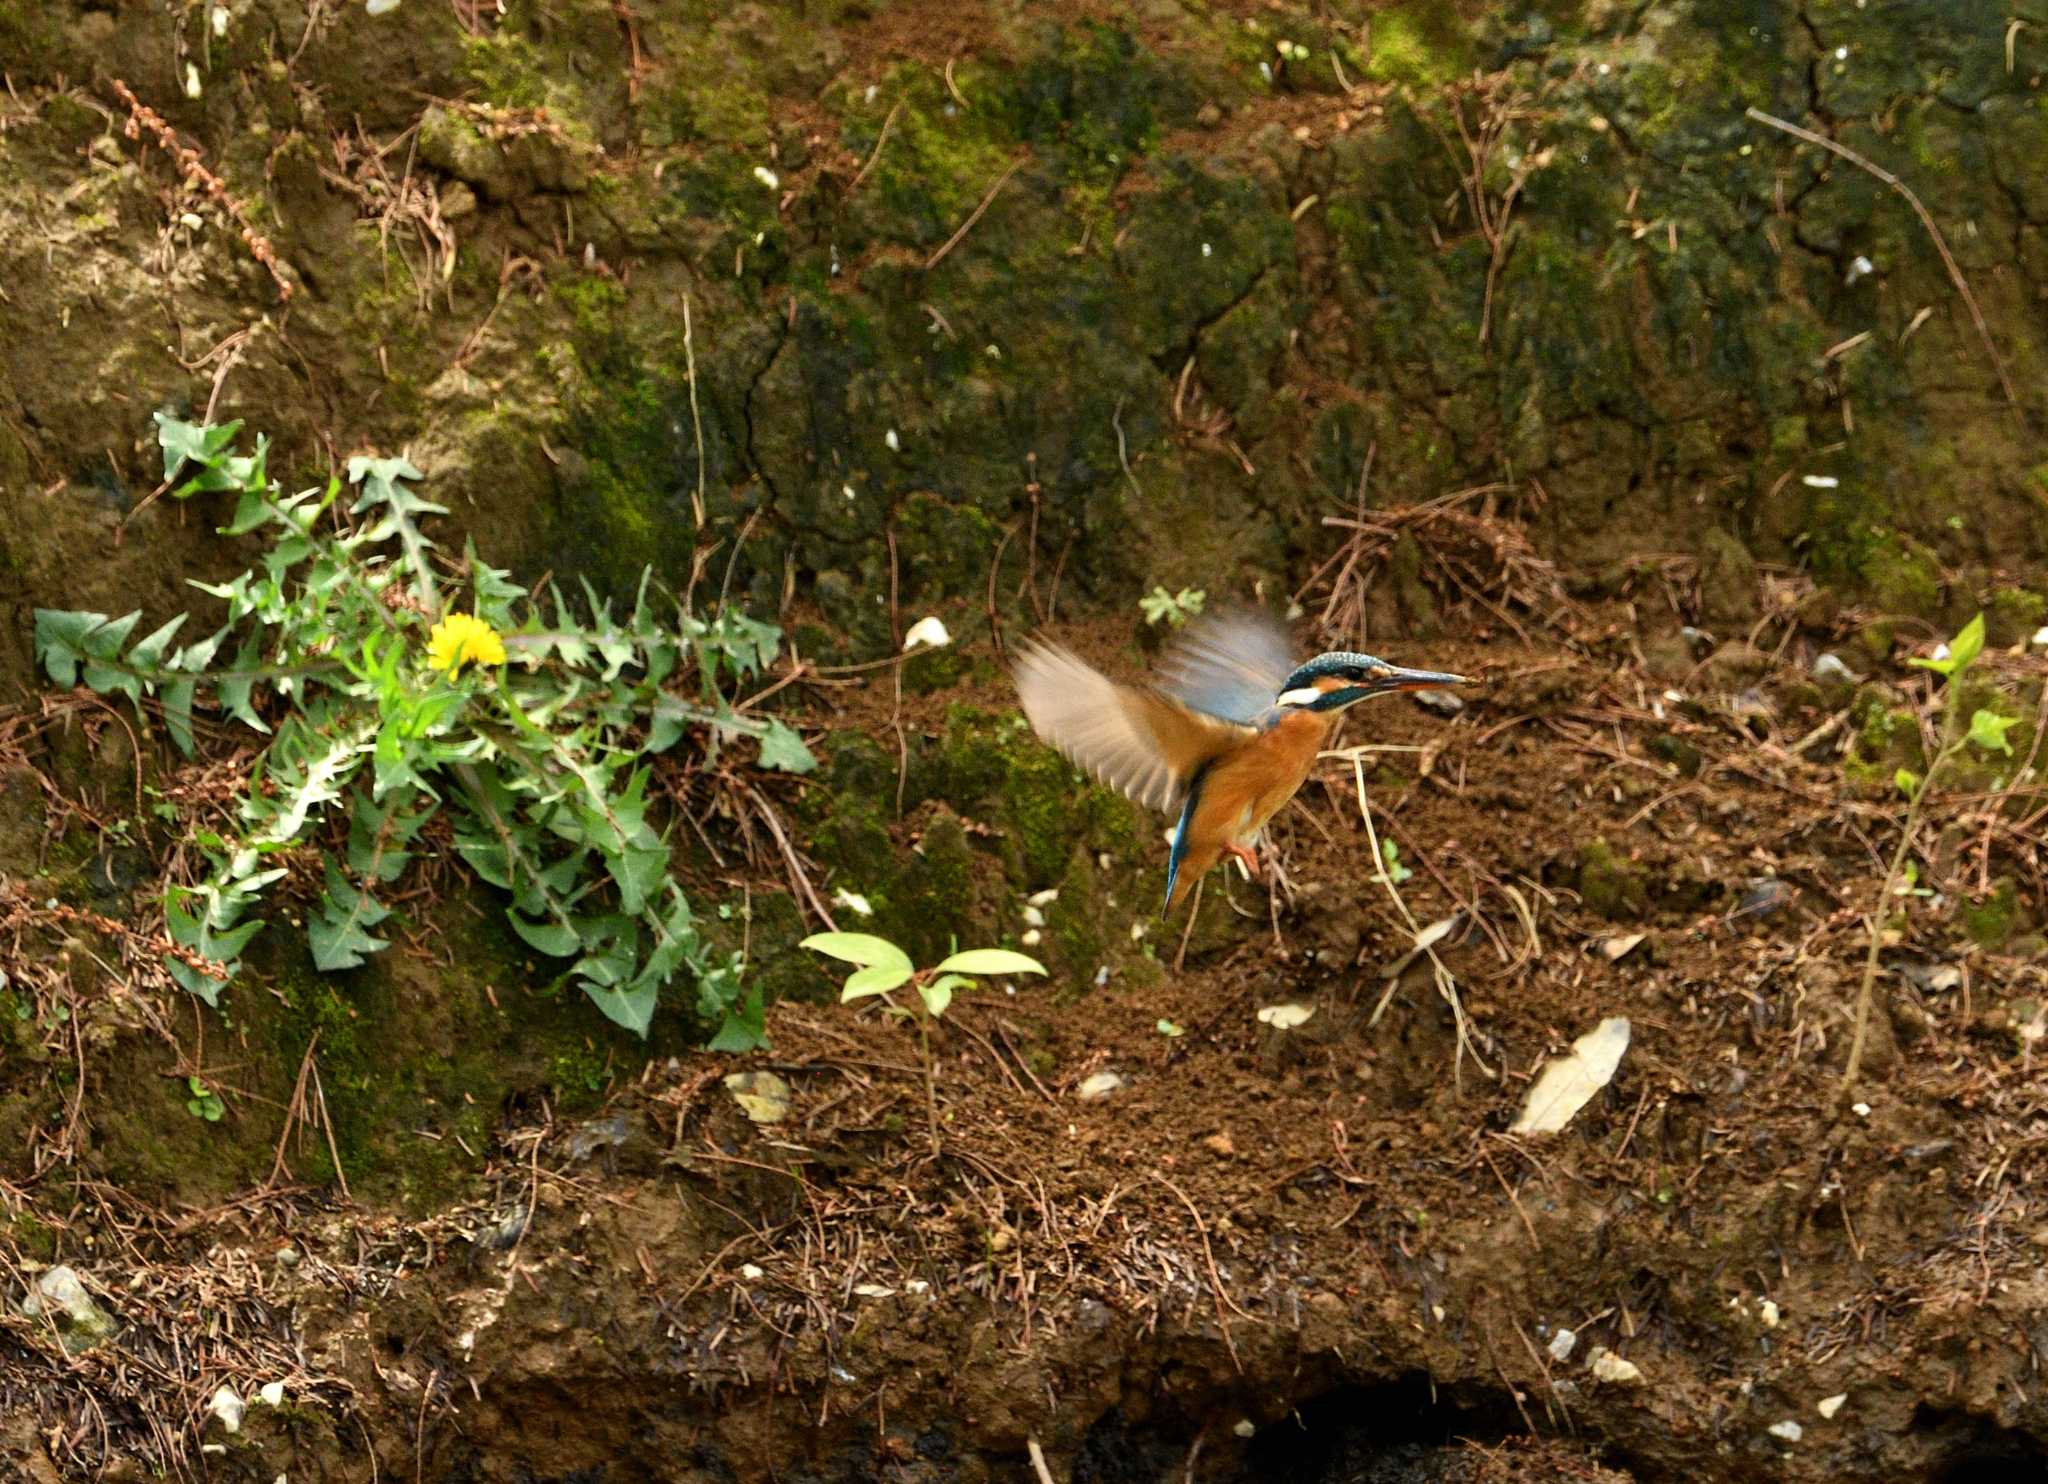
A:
1374;665;1469;692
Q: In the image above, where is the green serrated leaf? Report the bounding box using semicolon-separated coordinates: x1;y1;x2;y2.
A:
33;609;111;688
508;909;582;958
706;1009;768;1053
757;718;817;774
931;948;1047;977
582;980;658;1037
801;932;913;971
607;842;669;915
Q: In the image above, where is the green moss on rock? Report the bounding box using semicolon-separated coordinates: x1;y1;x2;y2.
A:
1577;838;1647;920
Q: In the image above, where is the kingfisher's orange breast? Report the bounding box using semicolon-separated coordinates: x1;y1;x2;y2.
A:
1189;709;1334;846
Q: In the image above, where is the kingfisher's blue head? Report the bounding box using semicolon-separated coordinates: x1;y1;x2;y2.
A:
1274;651;1469;713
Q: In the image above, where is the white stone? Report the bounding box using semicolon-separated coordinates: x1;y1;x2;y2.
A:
1588;1348;1643;1386
1818;1394;1847;1420
1768;1420;1803;1444
209;1386;245;1434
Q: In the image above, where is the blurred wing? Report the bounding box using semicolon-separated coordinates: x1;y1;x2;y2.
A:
1154;607;1297;725
1012;639;1252;813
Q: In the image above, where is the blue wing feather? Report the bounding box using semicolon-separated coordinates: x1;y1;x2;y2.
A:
1162;763;1211;911
1155;609;1297;726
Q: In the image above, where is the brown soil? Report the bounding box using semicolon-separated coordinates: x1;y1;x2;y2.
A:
13;596;2034;1484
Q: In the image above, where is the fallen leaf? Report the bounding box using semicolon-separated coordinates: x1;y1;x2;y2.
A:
722;1070;793;1124
1381;914;1464;979
1076;1072;1126;1102
1510;1018;1631;1135
1597;933;1646;963
1256;1003;1316;1030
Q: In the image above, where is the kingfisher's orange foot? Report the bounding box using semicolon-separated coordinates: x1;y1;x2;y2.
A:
1226;843;1262;879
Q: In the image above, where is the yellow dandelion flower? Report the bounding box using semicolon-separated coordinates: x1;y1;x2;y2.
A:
426;612;506;677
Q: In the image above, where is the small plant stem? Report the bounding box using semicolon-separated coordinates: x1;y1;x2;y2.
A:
916;1007;941;1155
1840;706;1964;1096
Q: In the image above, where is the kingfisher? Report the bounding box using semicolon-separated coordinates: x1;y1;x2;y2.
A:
1011;609;1468;913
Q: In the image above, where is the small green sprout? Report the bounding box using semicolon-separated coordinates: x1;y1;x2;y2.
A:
1139;586;1206;627
184;1077;225;1122
802;932;1045;1150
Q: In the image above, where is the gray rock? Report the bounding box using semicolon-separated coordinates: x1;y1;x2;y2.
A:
20;1265;118;1353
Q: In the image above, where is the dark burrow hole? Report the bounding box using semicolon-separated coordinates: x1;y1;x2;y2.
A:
1069;1374;1531;1484
1222;1375;1524;1482
1916;1404;2048;1484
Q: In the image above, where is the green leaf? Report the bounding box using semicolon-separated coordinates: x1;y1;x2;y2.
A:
161;678;198;758
33;609;110;688
918;977;956;1017
705;983;768;1053
1909;614;1984;677
1948;613;1985;672
126;613;188;671
801;932;912;971
607;842;670;915
1894;767;1920;799
931;948;1047;977
756;719;817;774
1157;1018;1184;1037
583;981;658;1037
309;863;392;971
1967;708;2018;755
841;965;913;1000
507;910;582;958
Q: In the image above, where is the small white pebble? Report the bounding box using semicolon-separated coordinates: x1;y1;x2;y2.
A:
1760;1299;1781;1329
2031;624;2048;647
184;63;203;99
1201;242;1213;257
1801;474;1839;489
257;1381;286;1407
1769;1420;1803;1444
1818;1394;1847;1420
1852;1102;1871;1118
1547;1327;1577;1362
211;6;229;37
885;428;900;452
1233;1420;1256;1439
753;165;779;189
1588;1348;1644;1385
832;889;873;918
208;1386;244;1434
1834;45;1849;60
1028;888;1059;907
902;615;949;651
1021;905;1046;928
1129;921;1148;942
985;343;1001;357
180;212;204;231
1021;929;1042;947
740;1263;765;1280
